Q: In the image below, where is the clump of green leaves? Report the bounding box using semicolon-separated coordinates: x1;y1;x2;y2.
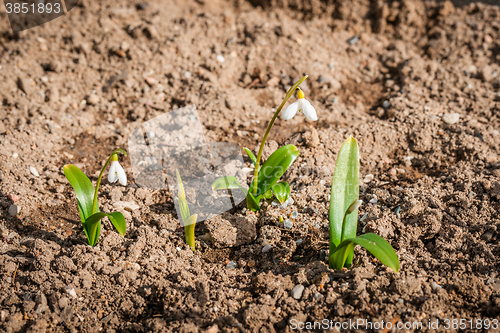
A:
176;170;198;251
212;76;314;211
63;148;127;246
328;137;399;273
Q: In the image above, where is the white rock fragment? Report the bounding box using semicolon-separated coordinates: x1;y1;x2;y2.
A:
12;153;18;158
30;167;39;177
216;55;225;63
113;201;140;212
363;174;374;183
442;113;460;125
262;244;272;253
291;284;304;299
65;287;77;299
9;205;21;217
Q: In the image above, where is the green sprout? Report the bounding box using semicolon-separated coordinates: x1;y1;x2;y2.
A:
63;148;128;247
328;137;400;273
212;76;317;211
176;170;198;251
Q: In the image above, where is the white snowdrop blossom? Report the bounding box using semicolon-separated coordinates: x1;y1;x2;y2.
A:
108;154;127;186
282;89;317;121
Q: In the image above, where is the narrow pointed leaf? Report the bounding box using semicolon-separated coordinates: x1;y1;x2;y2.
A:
329;136;359;266
85;211;127;246
243;147;257;165
176;170;190;221
212;176;248;195
246;191;260;211
63;164;97;223
253;144;299;197
271;181;290;204
330;233;399;273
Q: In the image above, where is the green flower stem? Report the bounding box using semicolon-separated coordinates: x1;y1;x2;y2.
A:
185;223;195;250
91;148;127;214
251;75;308;195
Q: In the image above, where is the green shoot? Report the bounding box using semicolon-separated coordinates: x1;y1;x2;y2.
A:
328;137;399;273
63;148;128;246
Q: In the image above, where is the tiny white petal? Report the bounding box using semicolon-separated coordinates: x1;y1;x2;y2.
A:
282;100;299;120
116;162;127;186
108;161;118;183
348;200;363;213
301;99;318;121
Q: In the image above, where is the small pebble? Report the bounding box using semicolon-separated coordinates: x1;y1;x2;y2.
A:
369;198;378;204
313;292;323;300
388;168;397;177
262;244;272;253
113;201;140;212
226;261;237;269
394;206;401;216
247;260;255;268
7;194;19;202
144;77;157;86
382;100;390;109
283;220;293;230
216;55;225;63
291;284;305;299
184;71;192;78
86;94;100;105
291;211;299;219
296;239;303;245
442;113;460;125
65;287;77;299
135;2;148;10
8;205;21;217
347;36;359;45
363;174;374;183
30;167;40;177
481;231;493;242
176;247;181;251
431;282;442;290
12;153;18;158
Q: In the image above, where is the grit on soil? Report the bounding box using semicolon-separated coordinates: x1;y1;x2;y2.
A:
0;0;500;332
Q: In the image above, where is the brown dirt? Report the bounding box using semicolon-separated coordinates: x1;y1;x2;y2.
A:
1;0;500;332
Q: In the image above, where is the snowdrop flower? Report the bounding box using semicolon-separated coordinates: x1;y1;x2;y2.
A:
348;200;362;213
108;154;127;186
282;89;317;121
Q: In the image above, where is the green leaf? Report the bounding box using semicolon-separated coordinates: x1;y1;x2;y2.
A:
328;136;359;266
184;214;197;251
329;233;400;273
85;211;127;246
176;170;190;221
253;144;298;198
212;176;248;195
271;181;290;204
243;147;257;165
246;191;260;211
262;189;273;199
63;164;98;223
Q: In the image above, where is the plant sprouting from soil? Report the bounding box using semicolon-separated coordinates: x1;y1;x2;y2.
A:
212;76;315;211
176;170;198;251
63;148;128;246
328;137;399;273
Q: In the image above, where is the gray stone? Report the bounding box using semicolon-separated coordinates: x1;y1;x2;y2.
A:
291;284;304;299
8;205;21;217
